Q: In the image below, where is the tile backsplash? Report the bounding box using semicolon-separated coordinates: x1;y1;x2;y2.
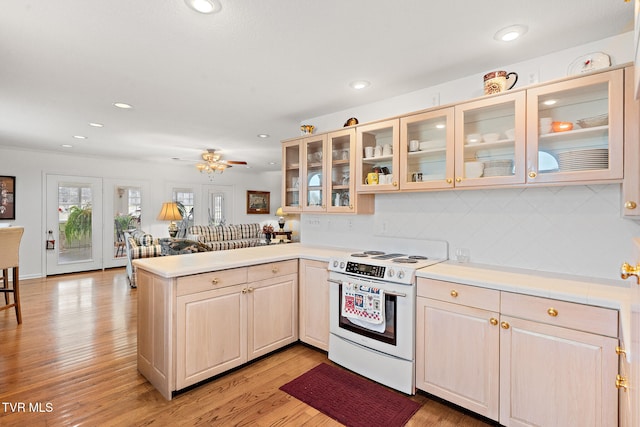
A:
300;184;640;282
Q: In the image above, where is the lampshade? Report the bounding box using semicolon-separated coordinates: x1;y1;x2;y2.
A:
157;202;183;237
275;207;286;217
157;202;183;221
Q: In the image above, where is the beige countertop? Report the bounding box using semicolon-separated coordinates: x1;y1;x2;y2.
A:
417;261;634;361
132;243;352;278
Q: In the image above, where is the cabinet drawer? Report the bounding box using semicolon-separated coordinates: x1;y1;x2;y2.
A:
417;278;500;312
501;292;618;337
177;267;247;296
248;260;298;282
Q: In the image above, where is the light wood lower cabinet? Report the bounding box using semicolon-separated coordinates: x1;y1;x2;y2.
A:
416;278;620;426
298;259;329;351
138;260;298;399
416;279;500;420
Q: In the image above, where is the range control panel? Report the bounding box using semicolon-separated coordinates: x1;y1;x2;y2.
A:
345;261;386;279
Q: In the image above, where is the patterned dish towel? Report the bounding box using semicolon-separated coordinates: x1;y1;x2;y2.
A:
341;282;385;327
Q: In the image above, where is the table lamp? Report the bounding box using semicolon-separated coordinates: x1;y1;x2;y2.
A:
275;207;287;231
157;202;183;237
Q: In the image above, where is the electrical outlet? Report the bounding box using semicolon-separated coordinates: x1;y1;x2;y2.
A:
306;217;321;228
347;219;353;230
528;71;539;85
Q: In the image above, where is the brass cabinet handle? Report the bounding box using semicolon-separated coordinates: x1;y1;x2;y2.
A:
489;317;498;326
500;321;510;330
616;346;627;357
621;262;640;284
450;290;458;298
616;375;629;391
624;201;637;209
247;287;254;293
241;288;248;294
271;266;279;273
455;177;462;183
446;178;453;184
529;171;537;179
211;278;219;285
547;308;558;317
349;205;353;209
393;181;398;187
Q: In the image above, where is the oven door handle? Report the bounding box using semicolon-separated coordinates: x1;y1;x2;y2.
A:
327;278;407;298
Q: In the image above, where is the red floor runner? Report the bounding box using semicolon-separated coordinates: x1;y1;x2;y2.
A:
279;363;421;427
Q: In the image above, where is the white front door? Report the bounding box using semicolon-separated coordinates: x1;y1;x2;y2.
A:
46;174;103;275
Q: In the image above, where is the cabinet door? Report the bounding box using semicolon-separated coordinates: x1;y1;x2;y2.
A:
282;139;303;213
176;284;247;390
454;91;526;187
400;108;455;190
326;128;363;213
526;68;623;184
298;259;329;351
623;66;640;218
416;297;500;421
302;134;328;212
356;119;400;192
247;273;298;359
499;315;618;427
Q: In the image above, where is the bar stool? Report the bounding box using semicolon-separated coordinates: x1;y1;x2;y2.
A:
0;226;24;324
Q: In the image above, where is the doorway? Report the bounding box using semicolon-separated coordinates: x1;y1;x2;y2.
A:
46;175;103;275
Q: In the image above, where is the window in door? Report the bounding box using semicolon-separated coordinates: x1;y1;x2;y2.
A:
114;186;142;258
173;188;194;237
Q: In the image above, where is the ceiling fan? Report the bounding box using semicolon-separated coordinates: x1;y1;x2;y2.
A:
195;149;248;175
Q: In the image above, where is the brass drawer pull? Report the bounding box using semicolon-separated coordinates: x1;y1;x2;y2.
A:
501;321;510;330
616;346;627;357
547;308;558;317
271;266;279;274
211;278;219;285
489;317;498;326
450;290;458;298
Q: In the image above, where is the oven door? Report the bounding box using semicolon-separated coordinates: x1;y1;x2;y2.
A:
329;273;415;361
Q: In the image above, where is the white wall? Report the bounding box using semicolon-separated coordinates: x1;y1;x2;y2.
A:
0;147;282;279
299;32;640;282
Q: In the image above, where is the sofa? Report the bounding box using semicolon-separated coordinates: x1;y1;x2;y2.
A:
187;223;262;250
125;230;162;288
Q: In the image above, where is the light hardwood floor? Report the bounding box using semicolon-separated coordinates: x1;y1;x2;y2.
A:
0;268;496;426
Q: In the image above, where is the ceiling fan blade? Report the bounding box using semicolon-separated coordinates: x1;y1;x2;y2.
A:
226;160;248;165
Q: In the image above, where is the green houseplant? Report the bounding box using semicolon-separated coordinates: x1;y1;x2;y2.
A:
64;205;92;244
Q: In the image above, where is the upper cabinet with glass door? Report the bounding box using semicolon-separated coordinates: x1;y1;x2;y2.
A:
356;119;400;193
400;108;455;190
281;139;303;213
302;134;327;212
326;128;374;214
454;91;526;188
526;69;623;184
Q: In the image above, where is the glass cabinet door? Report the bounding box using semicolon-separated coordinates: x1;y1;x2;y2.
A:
302;134;327;212
526;69;623;184
356;119;400;192
282;140;302;213
454;91;526;188
327;128;355;213
400;107;455;190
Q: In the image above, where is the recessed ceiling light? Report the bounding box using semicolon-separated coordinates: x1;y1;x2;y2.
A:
73;135;87;139
494;25;528;42
543;99;557;106
113;102;133;109
61;144;73;148
349;80;371;90
185;0;221;14
268;161;276;165
89;122;104;127
257;134;270;138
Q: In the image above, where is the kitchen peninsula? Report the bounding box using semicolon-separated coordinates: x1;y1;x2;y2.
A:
135;243;635;426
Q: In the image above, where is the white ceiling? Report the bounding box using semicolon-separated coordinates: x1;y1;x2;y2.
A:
0;0;635;173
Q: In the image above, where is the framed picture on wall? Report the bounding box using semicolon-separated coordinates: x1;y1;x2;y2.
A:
246;190;270;214
0;176;16;220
